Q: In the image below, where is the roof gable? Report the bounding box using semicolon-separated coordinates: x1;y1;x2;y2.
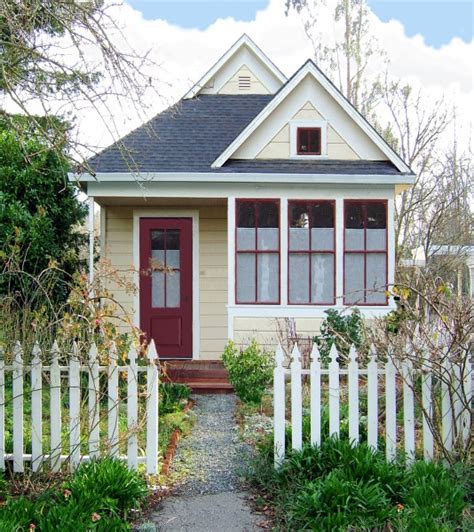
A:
212;60;412;173
184;34;286;99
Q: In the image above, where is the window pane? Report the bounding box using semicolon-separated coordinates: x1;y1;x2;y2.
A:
289;203;310;228
298;129;308;153
366;253;387;304
309;129;321;153
237;201;255;228
367;229;386;250
151;249;165;268
311;228;334;250
311;202;334;228
345;203;364;250
290;228;309;251
344;253;365;304
367;203;386;229
312;254;334;303
152;271;165;308
258;253;279;302
151;230;165;266
289;254;309;303
166;229;180;269
258;202;278;228
237;228;256;250
237;254;256;302
258;228;279;250
166;272;180;307
345;229;364;250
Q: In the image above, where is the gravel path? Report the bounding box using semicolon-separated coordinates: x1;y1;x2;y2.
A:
149;394;258;531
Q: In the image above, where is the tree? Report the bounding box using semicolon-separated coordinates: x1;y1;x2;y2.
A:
0;116;87;303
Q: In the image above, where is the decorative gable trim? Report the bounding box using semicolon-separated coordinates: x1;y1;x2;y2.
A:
184;34;287;99
212;61;412;174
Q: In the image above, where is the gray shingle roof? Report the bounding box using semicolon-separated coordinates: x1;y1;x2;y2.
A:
87;93;406;176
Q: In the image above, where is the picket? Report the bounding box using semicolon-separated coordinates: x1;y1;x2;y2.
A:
290;344;303;450
12;342;24;473
421;357;434;461
310;344;321;446
88;343;100;459
50;341;62;472
274;344;286;467
127;346;138;470
367;347;378;449
31;343;43;472
402;358;415;463
347;345;359;444
441;357;453;453
328;343;340;437
69;342;81;471
385;354;397;462
0;349;4;471
146;340;159;475
108;343;119;457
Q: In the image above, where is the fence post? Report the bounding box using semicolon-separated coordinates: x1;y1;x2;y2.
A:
291;344;303;451
462;357;472;450
402;356;415;463
421;350;434;461
108;342;119;457
441;344;453;453
50;340;62;472
127;345;138;470
31;343;43;472
310;344;321;446
385;352;397;462
347;345;359;444
146;340;159;475
367;346;378;450
69;341;81;472
0;348;4;471
88;343;100;459
328;343;340;438
274;344;286;467
12;342;24;473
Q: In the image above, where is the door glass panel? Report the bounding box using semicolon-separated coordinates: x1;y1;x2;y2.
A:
152;271;165;308
257;253;278;302
151;230;165;267
166;230;180;269
289;254;309;303
344;253;365;304
237;253;256;302
166;272;180;307
312;254;334;303
366;253;386;304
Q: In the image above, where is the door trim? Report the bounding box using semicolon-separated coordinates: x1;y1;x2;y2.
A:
133;209;200;360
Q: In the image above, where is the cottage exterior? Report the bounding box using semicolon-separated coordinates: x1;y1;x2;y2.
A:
74;35;415;360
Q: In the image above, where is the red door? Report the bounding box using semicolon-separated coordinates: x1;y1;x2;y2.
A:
140;218;193;358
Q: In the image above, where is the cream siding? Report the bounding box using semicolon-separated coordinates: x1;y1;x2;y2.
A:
218;65;270;95
103;205;228;360
256;101;359;160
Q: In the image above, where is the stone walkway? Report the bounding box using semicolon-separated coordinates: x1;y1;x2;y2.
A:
149;394;258;531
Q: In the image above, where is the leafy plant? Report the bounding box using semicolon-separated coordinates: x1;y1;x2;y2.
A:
159;382;191;414
313;309;367;362
222;339;273;404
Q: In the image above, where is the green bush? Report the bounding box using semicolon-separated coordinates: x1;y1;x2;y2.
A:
222;339;273;404
159;382;191;414
0;457;147;530
245;437;468;531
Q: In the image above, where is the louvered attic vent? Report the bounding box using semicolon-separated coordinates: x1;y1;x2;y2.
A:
238;75;251;90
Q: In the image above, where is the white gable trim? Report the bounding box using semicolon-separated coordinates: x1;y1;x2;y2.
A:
184;34;286;99
212;62;411;173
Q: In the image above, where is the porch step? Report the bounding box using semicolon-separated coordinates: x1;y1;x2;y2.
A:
161;360;233;394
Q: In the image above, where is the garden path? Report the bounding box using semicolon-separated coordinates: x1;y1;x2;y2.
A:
150;394;259;531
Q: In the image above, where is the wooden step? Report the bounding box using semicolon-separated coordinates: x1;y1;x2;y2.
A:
160;359;232;393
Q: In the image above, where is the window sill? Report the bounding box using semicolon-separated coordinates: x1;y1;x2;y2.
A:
227;304;395;319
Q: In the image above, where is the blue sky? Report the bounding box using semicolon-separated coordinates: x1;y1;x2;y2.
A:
127;0;473;48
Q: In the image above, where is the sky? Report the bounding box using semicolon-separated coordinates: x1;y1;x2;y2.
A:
69;0;472;153
126;0;473;49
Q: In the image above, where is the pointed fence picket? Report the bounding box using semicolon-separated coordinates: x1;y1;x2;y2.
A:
273;341;471;468
0;340;161;475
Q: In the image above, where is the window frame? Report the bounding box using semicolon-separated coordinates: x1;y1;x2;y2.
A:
287;200;336;306
235;198;281;305
296;127;322;155
343;199;388;306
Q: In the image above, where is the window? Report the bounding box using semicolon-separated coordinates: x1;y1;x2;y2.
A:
344;201;387;305
288;201;335;304
297;127;321;155
236;200;280;303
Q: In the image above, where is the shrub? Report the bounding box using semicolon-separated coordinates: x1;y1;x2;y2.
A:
222;339;273;404
159;382;191;414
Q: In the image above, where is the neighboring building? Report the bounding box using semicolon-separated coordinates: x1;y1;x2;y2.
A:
73;35;415;360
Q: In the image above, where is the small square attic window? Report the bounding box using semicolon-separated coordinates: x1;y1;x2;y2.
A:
297;127;321;155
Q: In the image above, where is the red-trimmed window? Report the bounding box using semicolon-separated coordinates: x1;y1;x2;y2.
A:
236;200;280;304
297;127;321;155
288;201;335;304
344;201;388;305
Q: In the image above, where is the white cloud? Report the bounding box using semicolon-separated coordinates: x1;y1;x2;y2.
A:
78;0;472;153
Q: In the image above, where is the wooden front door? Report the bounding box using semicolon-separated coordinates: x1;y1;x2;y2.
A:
140;218;193;358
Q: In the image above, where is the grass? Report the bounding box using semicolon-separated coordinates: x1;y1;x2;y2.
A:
244;436;472;531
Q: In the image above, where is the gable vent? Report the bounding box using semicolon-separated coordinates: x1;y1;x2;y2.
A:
238;75;251;90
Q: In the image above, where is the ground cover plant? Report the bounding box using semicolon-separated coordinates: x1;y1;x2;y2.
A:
245;437;471;531
0;457;148;530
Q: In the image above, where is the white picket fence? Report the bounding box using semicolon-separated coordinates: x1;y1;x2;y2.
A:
274;343;472;466
0;340;159;474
